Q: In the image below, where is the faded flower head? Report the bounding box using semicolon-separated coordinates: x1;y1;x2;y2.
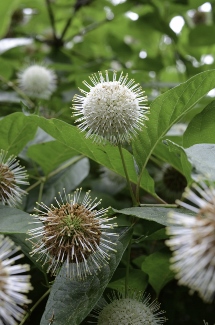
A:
0;235;32;325
90;291;167;324
72;70;149;145
28;188;118;279
155;164;187;203
166;179;215;302
0;149;28;207
18;64;57;99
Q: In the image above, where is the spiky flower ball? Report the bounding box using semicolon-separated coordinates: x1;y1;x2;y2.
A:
0;235;32;325
90;291;167;324
72;71;149;145
203;321;215;325
18;64;57;99
28;188;118;279
166;179;215;302
0;149;29;207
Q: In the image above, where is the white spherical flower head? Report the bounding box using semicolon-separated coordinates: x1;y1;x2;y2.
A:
0;149;29;207
91;291;167;325
27;188;118;279
166;179;215;303
0;235;32;325
72;71;149;145
18;64;57;99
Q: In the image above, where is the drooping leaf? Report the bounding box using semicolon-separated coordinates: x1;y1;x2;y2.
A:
141;249;175;296
0;205;39;234
185;143;215;179
183;100;215;148
114;206;195;226
40;227;132;325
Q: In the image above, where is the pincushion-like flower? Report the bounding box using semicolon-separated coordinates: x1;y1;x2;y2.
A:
0;149;29;207
28;188;118;279
203;321;215;325
72;70;149;145
90;291;167;324
0;235;32;325
166;180;215;302
18;64;57;99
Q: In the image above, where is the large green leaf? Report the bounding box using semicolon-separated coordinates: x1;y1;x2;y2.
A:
27;140;78;175
114;206;195;226
24;114;157;197
0;112;37;155
40;227;132;325
132;70;215;188
185;144;215;179
183;100;215;148
0;206;44;271
0;205;38;233
141;249;175;296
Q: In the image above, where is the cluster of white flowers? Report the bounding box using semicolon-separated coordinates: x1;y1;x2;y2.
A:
72;70;149;145
18;64;57;99
0;235;32;325
166;179;215;303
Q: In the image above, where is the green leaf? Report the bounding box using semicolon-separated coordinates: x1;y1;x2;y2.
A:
141;249;175;296
163;140;193;183
40;227;132;325
183;100;215;148
0;112;37;155
114;206;196;226
185;144;215;179
25;114;156;197
0;206;44;271
26;157;90;211
107;269;148;293
189;25;215;47
0;205;39;234
132;70;215;186
0;0;20;38
27;141;78;175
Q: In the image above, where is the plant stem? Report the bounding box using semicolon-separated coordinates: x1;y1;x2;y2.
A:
45;0;58;41
125;234;132;298
0;75;35;109
19;288;51;325
37;180;45;204
47;155;84;178
26;179;41;192
140;203;178;208
118;144;138;207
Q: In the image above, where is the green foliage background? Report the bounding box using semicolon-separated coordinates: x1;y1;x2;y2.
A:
0;0;215;324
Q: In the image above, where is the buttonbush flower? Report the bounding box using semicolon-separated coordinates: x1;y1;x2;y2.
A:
155;164;187;203
18;64;57;99
90;291;167;324
0;149;29;207
72;70;149;145
0;235;32;325
166;179;215;302
28;188;118;279
203;321;215;325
